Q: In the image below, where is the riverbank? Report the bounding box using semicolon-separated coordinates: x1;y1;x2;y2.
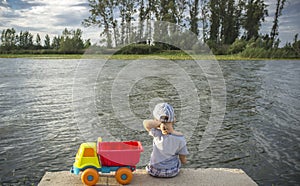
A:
38;168;257;186
0;53;297;60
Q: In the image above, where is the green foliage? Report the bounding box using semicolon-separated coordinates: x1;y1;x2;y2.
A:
154;42;180;50
189;0;200;36
240;47;270;58
1;28;17;50
84;45;118;54
245;36;272;50
51;36;61;50
208;0;246;45
18;31;34;49
243;0;268;40
35;33;42;49
214;45;230;55
206;40;229;55
114;44;162;54
240;37;300;59
59;28;85;53
0;28;88;54
227;39;247;54
192;42;211;54
291;34;300;56
44;34;51;49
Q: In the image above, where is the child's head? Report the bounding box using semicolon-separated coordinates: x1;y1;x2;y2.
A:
153;103;175;123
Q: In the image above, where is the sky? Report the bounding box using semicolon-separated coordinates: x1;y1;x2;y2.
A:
0;0;299;46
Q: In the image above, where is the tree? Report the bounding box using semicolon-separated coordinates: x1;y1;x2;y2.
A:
18;31;24;48
44;34;51;49
199;0;209;41
209;0;220;42
144;0;156;42
83;0;114;48
189;0;200;36
118;0;127;45
84;39;91;48
51;36;61;50
233;0;245;42
118;0;136;45
19;31;34;49
0;28;17;50
222;0;233;44
160;0;177;23
123;0;135;45
60;28;85;53
35;33;42;49
219;0;242;45
270;0;286;47
243;0;268;40
138;0;146;41
292;34;300;56
107;0;118;47
208;0;243;45
175;0;187;27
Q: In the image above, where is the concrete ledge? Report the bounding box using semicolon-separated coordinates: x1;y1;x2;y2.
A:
38;168;257;186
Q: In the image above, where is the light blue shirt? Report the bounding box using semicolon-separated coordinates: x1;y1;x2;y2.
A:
149;128;189;170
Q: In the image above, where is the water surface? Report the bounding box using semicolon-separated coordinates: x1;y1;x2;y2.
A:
0;58;299;185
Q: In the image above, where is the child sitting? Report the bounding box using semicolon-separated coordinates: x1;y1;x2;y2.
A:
143;103;189;178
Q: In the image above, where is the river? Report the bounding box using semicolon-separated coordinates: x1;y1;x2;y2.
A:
0;58;299;185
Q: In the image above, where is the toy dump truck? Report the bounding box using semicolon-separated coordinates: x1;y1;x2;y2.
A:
70;138;143;185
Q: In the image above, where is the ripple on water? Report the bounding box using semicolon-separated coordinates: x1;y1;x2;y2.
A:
0;59;299;185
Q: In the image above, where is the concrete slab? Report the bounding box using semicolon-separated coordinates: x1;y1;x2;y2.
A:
38;168;257;186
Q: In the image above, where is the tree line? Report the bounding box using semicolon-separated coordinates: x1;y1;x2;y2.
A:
0;0;299;58
83;0;280;47
0;28;91;54
82;0;299;57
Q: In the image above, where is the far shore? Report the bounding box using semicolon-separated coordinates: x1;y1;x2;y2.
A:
0;53;298;60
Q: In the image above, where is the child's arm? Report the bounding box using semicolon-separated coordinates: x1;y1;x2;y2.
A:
143;119;161;131
179;154;187;164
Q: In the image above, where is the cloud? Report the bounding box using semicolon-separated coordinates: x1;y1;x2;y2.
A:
0;0;96;41
2;0;45;10
260;0;300;45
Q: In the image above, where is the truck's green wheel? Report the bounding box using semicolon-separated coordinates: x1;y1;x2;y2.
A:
115;167;133;185
81;168;99;186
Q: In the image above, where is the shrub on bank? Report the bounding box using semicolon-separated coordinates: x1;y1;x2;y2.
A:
240;47;299;58
240;47;270;58
227;39;247;54
0;49;85;55
114;44;162;54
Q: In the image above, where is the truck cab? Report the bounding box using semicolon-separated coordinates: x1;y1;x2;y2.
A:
71;142;101;175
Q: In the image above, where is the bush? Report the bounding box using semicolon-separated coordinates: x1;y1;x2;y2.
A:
240;47;270;58
206;40;229;55
213;45;229;55
153;42;180;50
192;42;211;54
227;39;247;54
240;46;300;58
114;44;162;54
0;49;85;55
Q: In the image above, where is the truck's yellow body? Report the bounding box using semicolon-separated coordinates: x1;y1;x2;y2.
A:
73;142;101;171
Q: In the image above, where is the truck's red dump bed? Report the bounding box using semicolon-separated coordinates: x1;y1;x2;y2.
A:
97;141;143;167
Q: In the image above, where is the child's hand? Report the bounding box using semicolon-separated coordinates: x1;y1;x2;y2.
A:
160;123;169;135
